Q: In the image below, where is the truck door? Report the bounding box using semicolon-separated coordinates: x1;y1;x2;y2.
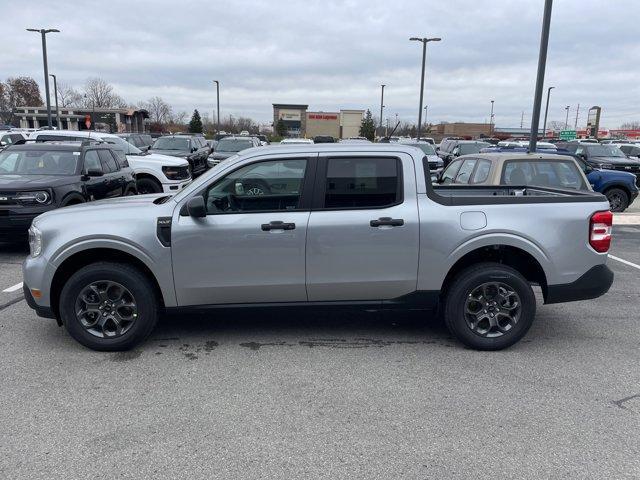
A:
171;154;315;306
306;153;420;301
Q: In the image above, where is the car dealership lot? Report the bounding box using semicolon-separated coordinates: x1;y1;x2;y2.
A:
1;225;639;479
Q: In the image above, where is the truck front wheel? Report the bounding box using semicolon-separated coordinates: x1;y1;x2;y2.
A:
444;263;536;350
604;187;629;213
59;262;159;351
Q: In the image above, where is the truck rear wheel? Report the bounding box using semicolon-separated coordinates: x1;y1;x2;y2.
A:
444;263;536;350
59;262;159;351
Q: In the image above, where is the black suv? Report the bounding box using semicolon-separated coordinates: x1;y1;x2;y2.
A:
565;143;640;185
438;140;491;166
150;135;210;177
0;142;136;240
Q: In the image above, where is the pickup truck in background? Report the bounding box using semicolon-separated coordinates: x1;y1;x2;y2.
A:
23;145;614;352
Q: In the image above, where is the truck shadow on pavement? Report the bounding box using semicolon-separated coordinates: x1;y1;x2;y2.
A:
146;308;460;357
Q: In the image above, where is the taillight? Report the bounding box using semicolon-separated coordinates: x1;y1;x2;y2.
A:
589;210;613;253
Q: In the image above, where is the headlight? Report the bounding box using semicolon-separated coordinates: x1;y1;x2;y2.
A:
28;225;42;257
15;190;52;205
162;166;190;180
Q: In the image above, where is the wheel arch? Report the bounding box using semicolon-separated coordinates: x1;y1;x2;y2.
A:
50;246;168;320
60;192;86;206
441;244;549;301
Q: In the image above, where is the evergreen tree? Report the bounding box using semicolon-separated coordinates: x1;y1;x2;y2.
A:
275;118;287;137
189;109;203;133
359;109;376;141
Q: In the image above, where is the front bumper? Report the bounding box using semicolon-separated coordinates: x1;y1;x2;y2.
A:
545;264;614;304
162;179;191;194
0;211;41;240
23;283;55;319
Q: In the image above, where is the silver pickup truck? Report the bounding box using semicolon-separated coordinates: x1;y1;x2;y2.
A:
23;146;614;351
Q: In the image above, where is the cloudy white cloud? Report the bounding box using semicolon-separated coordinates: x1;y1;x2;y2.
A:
2;0;639;128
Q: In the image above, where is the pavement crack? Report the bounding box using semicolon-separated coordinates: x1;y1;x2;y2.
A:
613;393;640;411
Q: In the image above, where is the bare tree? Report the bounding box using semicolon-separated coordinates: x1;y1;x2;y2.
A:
56;82;83;108
5;77;43;107
620;121;640;130
82;77;127;108
546;120;566;131
142;96;173;125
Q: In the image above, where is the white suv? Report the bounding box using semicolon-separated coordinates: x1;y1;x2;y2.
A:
29;130;191;194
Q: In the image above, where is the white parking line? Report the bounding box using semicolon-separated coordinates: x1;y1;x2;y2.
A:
610;255;640;270
2;282;23;293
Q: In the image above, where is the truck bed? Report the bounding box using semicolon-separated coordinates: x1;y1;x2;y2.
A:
430;185;605;205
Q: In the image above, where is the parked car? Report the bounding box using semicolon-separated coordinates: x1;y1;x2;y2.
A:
397;140;443;171
313;135;336;144
618;144;640;159
23;144;613;352
439;140;491;166
29;130;192;195
150;135;210;177
0;141;136;240
117;133;154;151
208;136;261;167
476;147;639;212
567;138;600;144
564;142;640;185
0;131;30;151
280;138;314;145
339;138;372;144
256;135;270;146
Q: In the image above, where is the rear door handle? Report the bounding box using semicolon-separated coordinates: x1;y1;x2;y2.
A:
370;217;404;227
261;221;296;231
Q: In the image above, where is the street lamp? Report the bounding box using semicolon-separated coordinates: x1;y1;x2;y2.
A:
49;73;60;129
564;105;570;130
379;84;385;138
541;86;554;138
527;0;553;152
213;80;220;133
489;100;495;134
409;36;441;140
26;28;60;128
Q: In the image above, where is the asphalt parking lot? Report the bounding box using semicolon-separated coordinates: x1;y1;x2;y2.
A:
1;220;639;479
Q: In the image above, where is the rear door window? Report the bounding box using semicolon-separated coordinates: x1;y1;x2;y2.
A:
323;157;401;208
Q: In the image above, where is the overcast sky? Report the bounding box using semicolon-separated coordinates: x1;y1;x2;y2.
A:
2;0;639;129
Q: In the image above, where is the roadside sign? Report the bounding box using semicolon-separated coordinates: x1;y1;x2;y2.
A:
559;130;576;140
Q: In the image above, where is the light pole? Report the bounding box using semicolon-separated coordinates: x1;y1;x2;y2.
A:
564;105;570;130
489;100;495;134
395;113;398;127
49;73;60;129
542;86;554;138
26;28;60;129
379;84;385;138
409;36;441;140
527;0;552;152
213;80;220;133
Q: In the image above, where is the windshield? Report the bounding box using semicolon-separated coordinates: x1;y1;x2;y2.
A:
459;143;490;155
217;139;254;152
0;149;78;175
409;143;436;155
101;136;142;155
585;145;626;158
153;137;190;151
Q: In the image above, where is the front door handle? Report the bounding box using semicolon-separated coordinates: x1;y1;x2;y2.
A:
261;221;296;231
370;217;404;227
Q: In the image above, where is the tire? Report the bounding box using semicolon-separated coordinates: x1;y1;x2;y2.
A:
443;262;536;350
61;197;84;207
59;262;159;351
604;187;629;213
136;177;162;195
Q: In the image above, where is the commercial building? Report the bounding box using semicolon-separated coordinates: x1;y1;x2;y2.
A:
13;106;150;133
273;104;364;139
428;122;493;140
305;111;340;138
273;104;308;137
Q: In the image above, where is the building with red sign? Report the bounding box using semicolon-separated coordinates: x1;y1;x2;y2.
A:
306;111;340;138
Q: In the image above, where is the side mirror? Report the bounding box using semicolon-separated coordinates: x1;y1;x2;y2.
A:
86;168;104;177
191;147;197;153
583;163;594;174
0;141;6;147
187;196;207;218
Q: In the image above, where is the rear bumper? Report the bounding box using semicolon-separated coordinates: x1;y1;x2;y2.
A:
545;264;614;304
